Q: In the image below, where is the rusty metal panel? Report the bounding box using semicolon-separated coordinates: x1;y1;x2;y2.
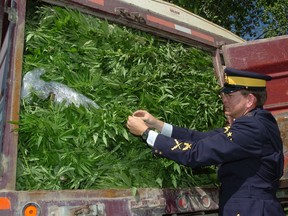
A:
0;22;15;184
0;23;11;154
0;0;27;190
276;114;288;183
0;188;219;215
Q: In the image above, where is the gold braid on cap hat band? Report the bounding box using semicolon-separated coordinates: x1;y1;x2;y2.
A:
226;76;266;87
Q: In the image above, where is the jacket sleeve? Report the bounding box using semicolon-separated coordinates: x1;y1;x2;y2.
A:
152;117;264;169
171;125;223;142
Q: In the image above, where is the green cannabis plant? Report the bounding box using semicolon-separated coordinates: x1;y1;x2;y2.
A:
16;4;225;190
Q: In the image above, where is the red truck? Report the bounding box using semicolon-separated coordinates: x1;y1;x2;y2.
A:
0;0;288;215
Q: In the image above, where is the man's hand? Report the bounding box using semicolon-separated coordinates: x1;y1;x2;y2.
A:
132;110;164;131
126;116;148;136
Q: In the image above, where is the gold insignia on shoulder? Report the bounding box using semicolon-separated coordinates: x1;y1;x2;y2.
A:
223;126;233;141
224;126;230;133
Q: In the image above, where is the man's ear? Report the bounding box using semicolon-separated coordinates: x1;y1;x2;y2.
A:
247;93;257;108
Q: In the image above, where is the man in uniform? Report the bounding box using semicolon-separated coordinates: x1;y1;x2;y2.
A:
126;67;285;215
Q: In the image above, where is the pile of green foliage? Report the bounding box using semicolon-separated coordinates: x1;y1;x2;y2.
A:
16;4;225;190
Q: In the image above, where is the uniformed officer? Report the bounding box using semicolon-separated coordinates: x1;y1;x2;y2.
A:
126;67;285;215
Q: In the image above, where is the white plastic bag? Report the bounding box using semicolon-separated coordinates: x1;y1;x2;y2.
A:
21;68;100;109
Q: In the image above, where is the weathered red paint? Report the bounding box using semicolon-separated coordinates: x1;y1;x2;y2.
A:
147;14;175;29
191;29;215;43
88;0;105;6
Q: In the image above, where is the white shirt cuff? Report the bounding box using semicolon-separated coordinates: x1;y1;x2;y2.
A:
146;130;158;147
161;123;173;137
146;123;173;147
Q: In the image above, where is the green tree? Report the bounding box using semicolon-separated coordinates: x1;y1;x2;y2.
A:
165;0;288;40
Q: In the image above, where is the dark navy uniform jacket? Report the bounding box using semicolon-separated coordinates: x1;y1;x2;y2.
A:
152;108;284;216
